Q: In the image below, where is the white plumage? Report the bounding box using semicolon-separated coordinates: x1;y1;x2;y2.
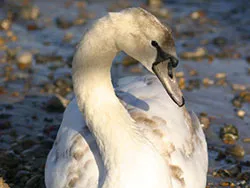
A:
45;8;208;188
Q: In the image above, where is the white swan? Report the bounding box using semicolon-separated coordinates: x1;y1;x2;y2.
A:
45;8;208;188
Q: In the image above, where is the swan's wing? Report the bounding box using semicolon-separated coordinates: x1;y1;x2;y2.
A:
45;99;103;188
116;75;208;188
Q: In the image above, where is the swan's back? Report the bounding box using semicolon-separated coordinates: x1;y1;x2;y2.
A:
45;75;207;188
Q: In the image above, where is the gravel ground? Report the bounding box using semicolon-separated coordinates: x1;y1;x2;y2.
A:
0;0;249;187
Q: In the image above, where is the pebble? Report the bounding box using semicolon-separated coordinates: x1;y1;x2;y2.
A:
215;72;226;79
16;51;33;70
0;19;12;30
6;47;18;59
237;110;245;118
147;0;162;8
11;91;20;97
63;32;74;42
239;91;250;103
199;113;210;129
189;69;198;76
74;17;86;25
232;84;246;91
203;78;214;87
232;97;242;108
180;47;206;59
226;145;245;158
20;6;40;20
178;77;185;90
220;124;239;145
176;71;184;78
186;79;200;91
0;37;5;46
0;177;10;188
190;10;206;20
35;54;63;64
243;138;250;143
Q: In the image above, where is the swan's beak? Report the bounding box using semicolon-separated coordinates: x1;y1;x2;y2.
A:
152;59;185;107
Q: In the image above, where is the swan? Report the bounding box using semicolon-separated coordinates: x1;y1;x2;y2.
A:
45;7;208;188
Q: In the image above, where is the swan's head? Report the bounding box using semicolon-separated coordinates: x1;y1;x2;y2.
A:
114;8;184;107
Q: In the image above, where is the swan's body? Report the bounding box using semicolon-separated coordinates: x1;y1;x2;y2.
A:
45;8;208;188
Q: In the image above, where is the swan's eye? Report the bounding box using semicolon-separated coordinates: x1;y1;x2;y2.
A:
151;41;158;47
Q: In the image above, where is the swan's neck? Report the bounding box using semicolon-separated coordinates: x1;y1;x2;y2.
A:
72;16;147;185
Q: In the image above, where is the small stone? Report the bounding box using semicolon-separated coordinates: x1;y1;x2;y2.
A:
219;182;235;187
190;10;206;20
203;78;214;87
0;19;12;30
189;69;198;76
0;37;5;46
232;97;242;108
180;47;206;59
178;77;185;90
35;54;62;64
220;124;239;145
243;138;250;143
6;47;18;59
239;91;250;103
17;51;33;70
147;0;162;8
186;79;200;91
26;21;41;31
0;177;10;188
176;71;184;78
232;84;246;91
73;17;86;25
11;91;20;97
226;145;245;157
237;110;245;118
11;35;17;42
63;32;73;42
215;72;226;79
216;78;227;86
199;113;210;129
20;6;40;20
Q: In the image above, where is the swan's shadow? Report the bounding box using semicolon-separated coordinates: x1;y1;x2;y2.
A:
115;90;150;111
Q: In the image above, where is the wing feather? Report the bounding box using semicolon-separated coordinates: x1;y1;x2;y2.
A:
116;75;208;188
45;75;207;188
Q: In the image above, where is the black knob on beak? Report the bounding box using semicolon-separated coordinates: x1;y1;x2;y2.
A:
170;57;179;68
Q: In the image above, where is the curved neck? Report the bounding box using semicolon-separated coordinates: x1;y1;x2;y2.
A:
72;15;142;183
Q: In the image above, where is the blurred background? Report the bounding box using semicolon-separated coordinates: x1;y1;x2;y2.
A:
0;0;249;187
